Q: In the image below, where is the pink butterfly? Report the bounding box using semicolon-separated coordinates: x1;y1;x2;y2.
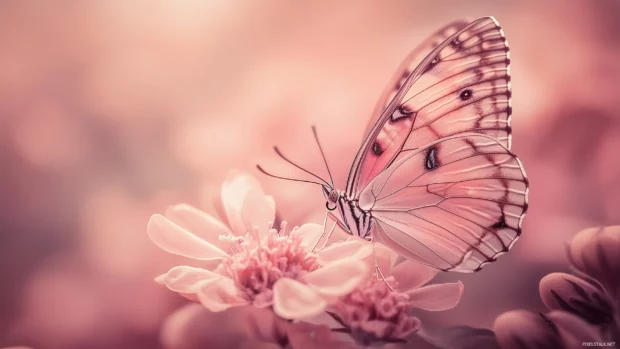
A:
259;17;529;273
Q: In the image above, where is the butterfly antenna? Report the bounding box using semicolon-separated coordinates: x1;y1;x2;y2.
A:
256;165;326;187
271;146;331;187
312;125;335;188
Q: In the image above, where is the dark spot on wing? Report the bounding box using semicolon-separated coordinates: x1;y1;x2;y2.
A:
451;37;462;49
459;89;473;101
473;68;483;82
372;142;383;156
423;55;440;73
391;104;415;122
425;146;439;171
491;215;507;229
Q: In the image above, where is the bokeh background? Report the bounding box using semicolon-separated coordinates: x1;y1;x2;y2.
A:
1;1;619;348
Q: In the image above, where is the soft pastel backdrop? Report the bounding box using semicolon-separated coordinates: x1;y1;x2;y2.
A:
1;1;619;348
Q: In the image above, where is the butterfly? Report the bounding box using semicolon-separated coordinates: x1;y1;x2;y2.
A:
258;17;529;272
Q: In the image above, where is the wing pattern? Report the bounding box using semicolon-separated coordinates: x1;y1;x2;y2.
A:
350;17;513;199
361;134;528;272
365;19;469;137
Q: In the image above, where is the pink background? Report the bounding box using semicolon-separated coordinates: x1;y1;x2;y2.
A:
1;1;619;348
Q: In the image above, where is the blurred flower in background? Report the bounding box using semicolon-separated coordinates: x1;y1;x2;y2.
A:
1;1;620;349
424;225;620;349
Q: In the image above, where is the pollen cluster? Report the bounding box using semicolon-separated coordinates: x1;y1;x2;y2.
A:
217;224;321;306
334;276;420;344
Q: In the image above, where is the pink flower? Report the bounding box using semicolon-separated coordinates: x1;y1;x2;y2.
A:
148;171;372;320
539;225;620;341
494;310;604;349
539;273;615;326
568;225;620;299
330;245;464;346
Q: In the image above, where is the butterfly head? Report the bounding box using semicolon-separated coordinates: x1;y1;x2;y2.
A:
322;185;340;211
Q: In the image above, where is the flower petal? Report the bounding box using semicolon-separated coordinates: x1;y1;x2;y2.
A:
547;310;603;347
154;273;166;284
494;310;563;349
367;243;396;277
407;281;464;311
212;192;228;226
165;203;232;250
221;171;267;235
265;195;276;215
303;257;370;298
241;189;275;237
539;272;614;325
569;225;620;295
317;239;373;265
148;214;228;260
290;223;323;248
273;278;326;320
160;266;220;293
197;277;248;312
391;260;438;293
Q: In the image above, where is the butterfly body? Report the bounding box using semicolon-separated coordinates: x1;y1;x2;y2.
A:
324;188;372;238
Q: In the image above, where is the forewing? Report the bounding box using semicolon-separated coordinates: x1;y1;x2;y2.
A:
360;134;528;272
364;19;469;137
348;17;512;198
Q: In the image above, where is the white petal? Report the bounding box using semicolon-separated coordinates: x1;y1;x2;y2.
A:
165;204;232;251
370;243;396;277
160;266;220;293
154;274;166;284
197;277;248;312
317;238;373;265
221;171;266;235
273;278;326;320
303;257;370;298
241;189;275;237
407;281;464;311
265;195;276;215
391;260;438;292
290;223;323;248
148;214;228;260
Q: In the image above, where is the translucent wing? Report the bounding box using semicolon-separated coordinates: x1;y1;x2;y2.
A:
347;17;512;198
364;19;469;137
360;134;528;272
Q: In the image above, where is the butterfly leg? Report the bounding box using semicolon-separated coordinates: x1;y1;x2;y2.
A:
310;211;329;252
311;211;343;252
368;237;394;291
317;216;338;251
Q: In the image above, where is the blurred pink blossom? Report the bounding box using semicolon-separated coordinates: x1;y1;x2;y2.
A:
538;225;620;341
568;225;620;297
493;310;603;349
442;225;620;349
330;245;464;345
148;171;372;320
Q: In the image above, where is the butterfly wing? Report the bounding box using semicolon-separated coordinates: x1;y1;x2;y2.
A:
359;134;528;272
347;17;512;198
364;19;469;137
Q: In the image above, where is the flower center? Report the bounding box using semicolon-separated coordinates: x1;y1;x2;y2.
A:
334;277;419;343
218;222;321;306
